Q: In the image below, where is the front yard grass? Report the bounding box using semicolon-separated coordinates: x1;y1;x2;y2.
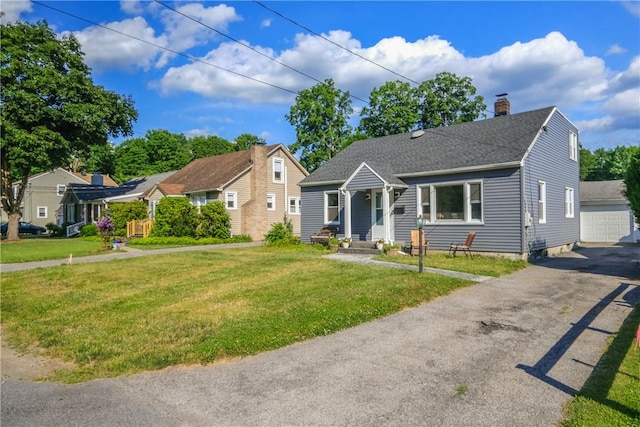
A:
0;245;495;383
562;307;640;426
374;252;528;277
0;237;104;263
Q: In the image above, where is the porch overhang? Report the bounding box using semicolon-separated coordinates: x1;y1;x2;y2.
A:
338;162;406;245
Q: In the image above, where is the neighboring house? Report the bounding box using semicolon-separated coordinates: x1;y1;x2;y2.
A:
580;180;638;243
0;168;117;227
299;100;581;258
156;143;308;240
61;171;176;225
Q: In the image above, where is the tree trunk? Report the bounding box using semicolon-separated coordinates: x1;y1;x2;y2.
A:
6;213;21;241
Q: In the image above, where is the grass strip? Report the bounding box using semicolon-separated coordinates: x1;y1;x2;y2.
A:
1;246;479;383
0;237;104;263
562;306;640;426
374;252;528;277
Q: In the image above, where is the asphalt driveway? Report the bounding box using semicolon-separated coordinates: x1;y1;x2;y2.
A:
2;244;639;426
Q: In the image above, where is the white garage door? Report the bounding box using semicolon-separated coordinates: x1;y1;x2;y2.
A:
581;204;633;243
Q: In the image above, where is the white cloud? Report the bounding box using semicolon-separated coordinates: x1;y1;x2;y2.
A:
0;0;32;23
621;0;640;17
606;44;627;55
67;17;167;73
261;19;271;29
63;3;241;72
120;1;144;15
157;3;241;67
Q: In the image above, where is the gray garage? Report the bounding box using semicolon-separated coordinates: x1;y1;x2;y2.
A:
580;180;637;243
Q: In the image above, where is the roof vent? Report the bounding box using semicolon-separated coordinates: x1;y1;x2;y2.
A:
410;130;425;139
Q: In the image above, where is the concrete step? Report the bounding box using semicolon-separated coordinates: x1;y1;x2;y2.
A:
338;247;382;255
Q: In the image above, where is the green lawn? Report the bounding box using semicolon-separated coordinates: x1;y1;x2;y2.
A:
1;237;105;263
562;307;640;426
0;245;514;383
374;252;529;277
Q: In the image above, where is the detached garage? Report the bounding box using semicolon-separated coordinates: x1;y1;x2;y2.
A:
580;180;637;243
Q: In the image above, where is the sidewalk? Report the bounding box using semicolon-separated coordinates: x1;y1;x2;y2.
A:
0;241;263;273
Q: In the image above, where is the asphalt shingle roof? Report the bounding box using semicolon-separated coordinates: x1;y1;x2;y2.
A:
580;180;627;203
301;106;555;185
160;150;252;194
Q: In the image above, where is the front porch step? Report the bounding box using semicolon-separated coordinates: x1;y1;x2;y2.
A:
338;240;383;255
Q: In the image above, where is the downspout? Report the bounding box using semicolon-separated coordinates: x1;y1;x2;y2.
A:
520;162;528;256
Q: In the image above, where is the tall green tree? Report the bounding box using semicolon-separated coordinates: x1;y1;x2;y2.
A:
114;130;190;182
189;135;234;159
286;79;353;172
415;72;486;128
233;133;266;151
1;21;137;240
623;150;640;222
359;80;419;137
85;143;117;177
581;145;640;181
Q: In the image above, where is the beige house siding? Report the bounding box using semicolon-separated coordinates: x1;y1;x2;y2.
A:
265;147;306;237
224;170;252;238
146;188;167;219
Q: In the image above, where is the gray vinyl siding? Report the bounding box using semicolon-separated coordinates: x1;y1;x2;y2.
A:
350;191;372;241
394;168;523;254
345;167;384;191
301;184;343;242
522;110;580;250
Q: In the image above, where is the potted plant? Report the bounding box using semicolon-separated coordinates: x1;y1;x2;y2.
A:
340;237;351;248
375;238;385;251
328;237;340;252
384;244;399;256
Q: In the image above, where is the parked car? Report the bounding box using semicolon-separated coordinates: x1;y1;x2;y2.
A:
0;221;47;235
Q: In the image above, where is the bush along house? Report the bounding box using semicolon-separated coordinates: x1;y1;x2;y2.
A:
299;98;580;259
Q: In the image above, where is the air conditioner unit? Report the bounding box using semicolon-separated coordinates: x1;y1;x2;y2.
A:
525;212;533;227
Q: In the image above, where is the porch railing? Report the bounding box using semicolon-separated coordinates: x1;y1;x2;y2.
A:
66;220;86;237
127;219;154;238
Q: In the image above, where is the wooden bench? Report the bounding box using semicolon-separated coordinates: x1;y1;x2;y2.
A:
310;227;338;245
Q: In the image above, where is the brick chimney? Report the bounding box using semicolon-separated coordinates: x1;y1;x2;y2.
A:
243;144;269;241
494;93;510;117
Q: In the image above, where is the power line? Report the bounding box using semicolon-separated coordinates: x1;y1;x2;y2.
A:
154;0;368;104
253;0;421;86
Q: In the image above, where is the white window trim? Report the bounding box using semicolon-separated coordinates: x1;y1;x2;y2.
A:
569;131;578;161
272;158;284;183
538;181;546;224
416;180;484;224
324;191;340;225
57;184;66;196
565;187;574;218
37;206;48;218
267;193;276;211
288;196;301;215
225;191;238;210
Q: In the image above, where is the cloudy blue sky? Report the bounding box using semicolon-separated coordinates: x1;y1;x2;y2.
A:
2;1;639;152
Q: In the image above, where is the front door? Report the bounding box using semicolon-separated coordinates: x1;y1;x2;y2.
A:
371;189;385;241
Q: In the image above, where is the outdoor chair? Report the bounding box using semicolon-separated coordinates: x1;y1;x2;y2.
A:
410;229;429;256
449;231;476;257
